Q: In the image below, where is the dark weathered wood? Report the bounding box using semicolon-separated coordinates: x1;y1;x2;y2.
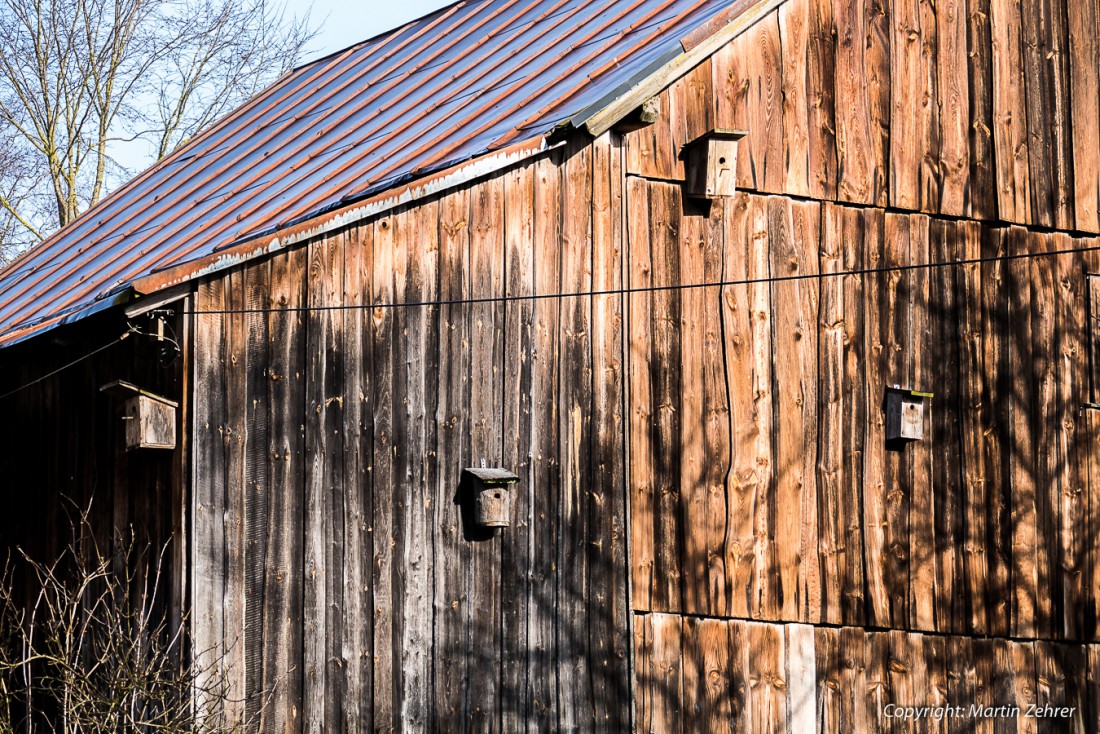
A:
500;160;534;732
907;214;935;633
558;140;594;731
650;179;686;616
929;219;964;633
957;221;988;636
370;213;397;732
432;184;471;729
981;226;1014;639
967;0;997;220
528;152;563;729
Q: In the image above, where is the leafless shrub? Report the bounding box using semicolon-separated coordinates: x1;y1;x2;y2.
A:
0;502;262;733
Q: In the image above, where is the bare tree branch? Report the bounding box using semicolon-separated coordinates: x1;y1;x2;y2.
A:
0;0;315;265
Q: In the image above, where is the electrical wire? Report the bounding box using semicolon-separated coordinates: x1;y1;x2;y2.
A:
180;239;1100;316
0;332;130;401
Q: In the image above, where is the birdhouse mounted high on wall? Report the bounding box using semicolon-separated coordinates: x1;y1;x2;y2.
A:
680;128;747;200
100;380;178;450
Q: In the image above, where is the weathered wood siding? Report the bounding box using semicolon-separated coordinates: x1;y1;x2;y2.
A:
627;0;1100;728
0;312;187;631
637;613;1099;733
191;137;631;731
627;0;1100;232
629;189;1100;643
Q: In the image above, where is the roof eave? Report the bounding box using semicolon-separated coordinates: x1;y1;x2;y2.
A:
570;0;786;137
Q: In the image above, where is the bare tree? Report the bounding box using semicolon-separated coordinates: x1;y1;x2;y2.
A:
0;502;268;732
0;0;314;264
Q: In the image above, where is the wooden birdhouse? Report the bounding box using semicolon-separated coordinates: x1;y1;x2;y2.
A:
463;467;519;528
885;386;932;442
100;380;178;450
680;128;746;199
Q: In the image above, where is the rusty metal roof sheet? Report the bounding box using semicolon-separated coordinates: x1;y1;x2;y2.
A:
0;0;747;347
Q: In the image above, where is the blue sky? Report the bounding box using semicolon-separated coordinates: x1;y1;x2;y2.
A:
291;1;459;63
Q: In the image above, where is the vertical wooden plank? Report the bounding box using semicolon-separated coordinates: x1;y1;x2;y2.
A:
888;631;918;734
432;186;470;729
890;0;939;212
747;622;787;734
967;0;997;220
929;219;964;634
650;613;684;734
835;0;890;205
769;197;821;623
1013;642;1038;734
1046;0;1075;230
1007;227;1042;638
816;627;841;734
634;614;654;733
868;214;913;630
468;174;504;733
628;176;658;614
680;199;709;617
243;259;271;725
714;14;785;193
785;624;816;734
807;0;838;200
1020;0;1055;228
936;0;970;216
748;194;776;621
649;180;684;616
820;203;867;626
863;632;889;734
192;277;228;730
303;231;346;731
990;0;1032;224
958;221;988;636
722;193;757;620
1069;0;1100;233
682;617;732;733
923;633;948;734
778;0;812;198
501;161;534;732
972;638;997;734
947;636;978;731
527;153;562;731
702;199;731;618
342;229;368;733
908;214;936;632
843;206;868;628
862;205;890;631
1088;646;1100;731
728;616;753;732
1055;243;1087;642
557;142;593;732
370;213;398;733
222;268;248;726
980;227;1013;640
588;132;629;729
261;248;308;734
406;202;438;730
839;626;870;733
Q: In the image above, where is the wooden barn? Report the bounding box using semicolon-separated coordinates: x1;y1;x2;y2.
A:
4;0;1100;729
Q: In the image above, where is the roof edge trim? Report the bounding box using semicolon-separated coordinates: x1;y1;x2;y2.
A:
132;136;558;296
574;0;787;137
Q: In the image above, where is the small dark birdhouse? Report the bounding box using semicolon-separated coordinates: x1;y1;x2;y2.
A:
101;380;178;450
680;128;747;199
463;467;519;528
885;387;932;442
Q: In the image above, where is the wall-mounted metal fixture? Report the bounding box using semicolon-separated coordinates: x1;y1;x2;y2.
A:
680;128;747;199
885;386;933;442
463;467;519;528
100;380;178;450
